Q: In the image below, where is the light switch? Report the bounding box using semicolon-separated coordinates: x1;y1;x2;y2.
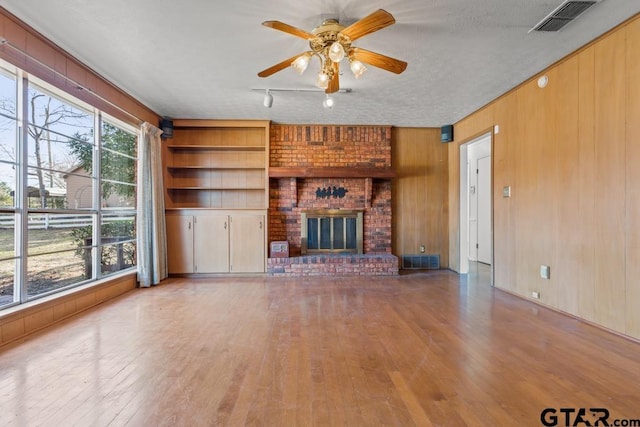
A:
503;186;511;198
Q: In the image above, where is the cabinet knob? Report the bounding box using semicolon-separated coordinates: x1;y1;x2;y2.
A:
224;222;227;229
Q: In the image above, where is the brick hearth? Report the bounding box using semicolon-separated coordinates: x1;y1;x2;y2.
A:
267;254;398;276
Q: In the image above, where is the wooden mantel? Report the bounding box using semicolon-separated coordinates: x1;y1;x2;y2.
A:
268;167;396;179
269;167;395;208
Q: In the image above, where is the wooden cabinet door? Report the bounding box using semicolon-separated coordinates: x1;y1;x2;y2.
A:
194;214;229;273
166;215;194;273
229;214;265;273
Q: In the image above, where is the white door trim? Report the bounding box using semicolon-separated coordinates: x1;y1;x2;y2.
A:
459;132;492;276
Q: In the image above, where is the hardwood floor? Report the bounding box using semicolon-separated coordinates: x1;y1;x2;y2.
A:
1;265;639;426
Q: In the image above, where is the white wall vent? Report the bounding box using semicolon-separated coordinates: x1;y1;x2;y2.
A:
529;0;599;33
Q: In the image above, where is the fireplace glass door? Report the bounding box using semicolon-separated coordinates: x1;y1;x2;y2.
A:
301;210;363;254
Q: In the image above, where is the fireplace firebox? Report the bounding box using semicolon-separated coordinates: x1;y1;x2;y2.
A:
301;210;363;254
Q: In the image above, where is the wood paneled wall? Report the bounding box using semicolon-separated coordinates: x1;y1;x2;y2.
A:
1;273;136;347
392;128;449;267
448;14;640;339
625;17;640;338
0;7;159;125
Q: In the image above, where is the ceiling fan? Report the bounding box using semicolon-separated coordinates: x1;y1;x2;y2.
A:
257;9;408;94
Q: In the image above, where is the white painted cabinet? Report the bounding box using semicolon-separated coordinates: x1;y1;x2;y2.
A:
229;214;265;273
166;211;265;274
194;214;229;273
166;215;194;274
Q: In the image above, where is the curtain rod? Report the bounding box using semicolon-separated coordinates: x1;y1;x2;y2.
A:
0;37;145;125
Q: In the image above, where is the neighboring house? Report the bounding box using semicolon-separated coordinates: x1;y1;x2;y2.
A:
63;166;133;209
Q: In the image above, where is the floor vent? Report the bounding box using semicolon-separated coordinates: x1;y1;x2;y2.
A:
401;254;440;270
529;0;598;33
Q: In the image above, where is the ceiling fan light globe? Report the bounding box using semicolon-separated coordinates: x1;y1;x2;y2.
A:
316;72;330;89
291;54;310;74
328;42;345;63
350;60;366;78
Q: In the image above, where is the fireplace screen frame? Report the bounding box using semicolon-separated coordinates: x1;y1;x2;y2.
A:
301;210;363;255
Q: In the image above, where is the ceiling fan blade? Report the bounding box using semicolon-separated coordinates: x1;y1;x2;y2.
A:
340;9;396;41
326;62;340;93
257;54;304;77
351;47;407;74
262;20;317;41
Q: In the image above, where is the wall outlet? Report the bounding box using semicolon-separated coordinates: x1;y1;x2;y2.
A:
532;291;540;299
419;245;425;253
540;265;551;279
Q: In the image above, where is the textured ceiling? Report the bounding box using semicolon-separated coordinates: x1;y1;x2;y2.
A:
2;0;639;127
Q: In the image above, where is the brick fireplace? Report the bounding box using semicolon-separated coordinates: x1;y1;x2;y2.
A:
267;125;398;276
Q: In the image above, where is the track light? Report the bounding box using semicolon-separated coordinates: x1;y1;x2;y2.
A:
323;94;334;109
263;89;273;108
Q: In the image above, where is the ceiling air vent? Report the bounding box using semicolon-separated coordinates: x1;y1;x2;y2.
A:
529;0;599;33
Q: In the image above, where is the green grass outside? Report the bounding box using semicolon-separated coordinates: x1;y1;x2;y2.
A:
1;228;86;300
0;228;77;259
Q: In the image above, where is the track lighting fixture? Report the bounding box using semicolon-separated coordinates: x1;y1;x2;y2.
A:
323;94;334;109
253;87;350;109
263;89;273;108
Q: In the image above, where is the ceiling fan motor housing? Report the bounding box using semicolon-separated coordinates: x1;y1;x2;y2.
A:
310;19;352;58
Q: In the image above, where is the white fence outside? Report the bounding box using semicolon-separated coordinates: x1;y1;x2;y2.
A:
0;214;135;230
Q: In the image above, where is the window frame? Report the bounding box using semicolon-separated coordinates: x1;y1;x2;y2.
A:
0;59;139;310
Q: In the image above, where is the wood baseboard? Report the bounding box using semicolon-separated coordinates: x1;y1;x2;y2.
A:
495;285;640;345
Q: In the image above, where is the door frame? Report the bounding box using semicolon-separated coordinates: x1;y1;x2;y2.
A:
459;131;493;282
476;154;492;264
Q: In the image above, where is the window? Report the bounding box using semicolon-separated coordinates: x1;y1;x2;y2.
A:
98;120;137;277
0;66;17;308
0;60;138;310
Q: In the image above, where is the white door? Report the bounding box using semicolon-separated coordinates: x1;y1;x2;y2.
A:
477;155;492;264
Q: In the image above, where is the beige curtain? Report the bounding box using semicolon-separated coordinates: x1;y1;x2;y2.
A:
137;122;167;287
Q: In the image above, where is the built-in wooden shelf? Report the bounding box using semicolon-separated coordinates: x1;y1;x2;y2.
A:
168;166;264;170
163;120;269;210
168;145;265;151
268;167;396;179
